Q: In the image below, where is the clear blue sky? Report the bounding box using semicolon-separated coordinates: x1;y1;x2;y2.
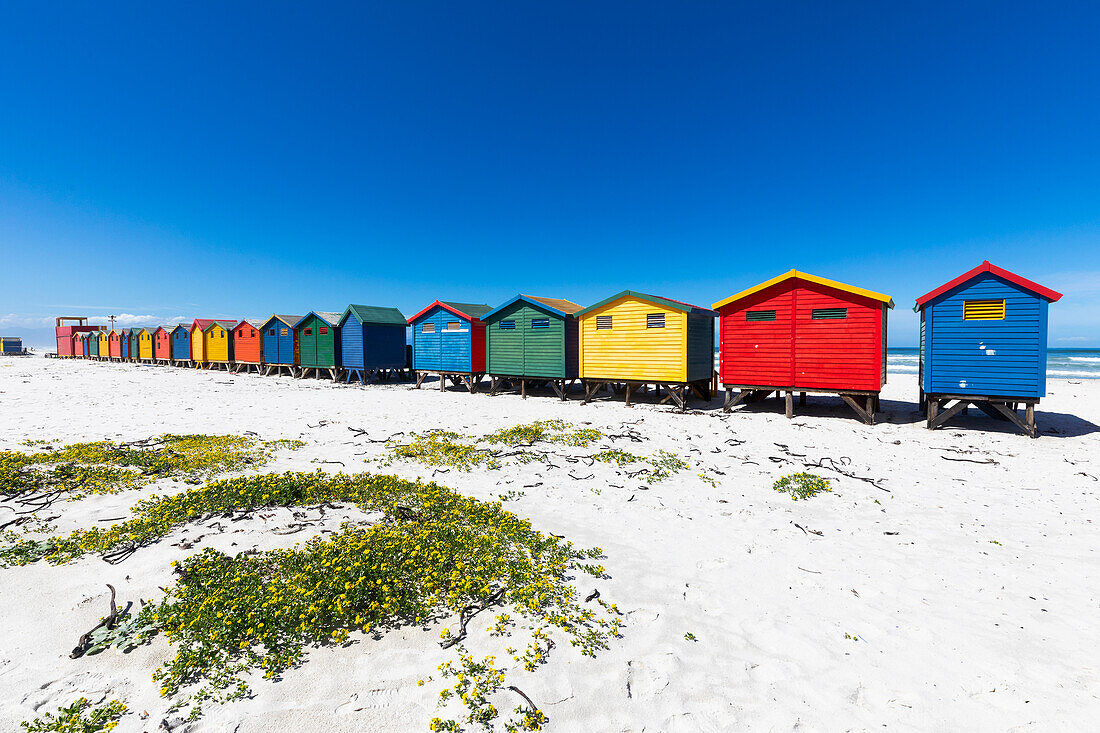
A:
2;2;1098;347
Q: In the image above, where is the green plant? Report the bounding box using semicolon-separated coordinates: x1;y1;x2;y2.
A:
772;472;832;500
481;420;601;448
684;632;697;642
33;470;621;726
21;697;126;732
589;449;639;467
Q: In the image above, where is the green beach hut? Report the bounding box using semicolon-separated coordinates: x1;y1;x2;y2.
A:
293;311;342;379
482;294;583;399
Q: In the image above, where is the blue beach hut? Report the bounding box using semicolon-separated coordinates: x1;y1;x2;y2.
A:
260;315;301;376
169;324;192;365
407;300;491;392
915;261;1063;437
337;304;408;384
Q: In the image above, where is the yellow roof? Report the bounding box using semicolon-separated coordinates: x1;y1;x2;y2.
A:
713;270;894;309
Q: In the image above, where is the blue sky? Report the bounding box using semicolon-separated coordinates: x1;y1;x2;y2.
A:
1;2;1098;347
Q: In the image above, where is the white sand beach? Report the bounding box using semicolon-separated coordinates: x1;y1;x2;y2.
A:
1;357;1098;732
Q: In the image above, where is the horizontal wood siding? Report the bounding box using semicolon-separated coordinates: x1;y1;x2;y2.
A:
580;297;686;381
441;311;473;372
171;329;190;360
190;327;205;362
411;308;444;371
487;301;526;375
925;273;1044;398
339;322;364;369
138;331;154;359
364;324;406;369
155;331;171;360
234;324;262;364
792;282;882;391
719;285;793;386
524;304;565;378
685;313;715;383
205;325;232;363
297;315;339;368
262;320;295;365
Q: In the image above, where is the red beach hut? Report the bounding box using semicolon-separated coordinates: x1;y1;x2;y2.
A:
713;270;894;423
153;326;173;363
108;330;124;361
232;319;264;373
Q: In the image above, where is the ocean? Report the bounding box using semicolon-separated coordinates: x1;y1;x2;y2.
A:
887;348;1100;380
711;348;1100;380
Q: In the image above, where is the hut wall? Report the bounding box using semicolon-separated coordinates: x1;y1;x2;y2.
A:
261;319;296;365
234;323;262;364
686;313;715;383
923;273;1045;398
339;323;405;370
97;333;109;356
486;301;527;376
139;331;154;359
171;328;191;360
579;297;686;382
204;324;232;362
297;315;338;368
120;333;130;359
108;332;121;358
154;330;171;360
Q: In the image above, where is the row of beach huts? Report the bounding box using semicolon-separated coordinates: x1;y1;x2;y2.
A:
54;262;1062;437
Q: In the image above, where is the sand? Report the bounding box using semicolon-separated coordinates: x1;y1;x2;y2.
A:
0;357;1097;732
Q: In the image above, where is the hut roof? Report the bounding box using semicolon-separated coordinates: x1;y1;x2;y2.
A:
340;304;407;326
407;301;493;324
577;291;718;318
293;312;342;328
914;261;1063;310
192;318;218;331
234;319;265;329
265;314;302;328
483;294;584;321
713;270;894;310
202;320;236;333
169;324;190;334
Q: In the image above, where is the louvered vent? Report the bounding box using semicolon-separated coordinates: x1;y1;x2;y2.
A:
421;323;435;333
746;310;776;322
596;315;612;330
531;318;549;328
963;299;1005;320
499;320;515;330
646;313;665;328
812;308;847;320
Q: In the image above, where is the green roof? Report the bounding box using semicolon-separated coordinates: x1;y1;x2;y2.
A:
441;301;493;319
341;304;407;326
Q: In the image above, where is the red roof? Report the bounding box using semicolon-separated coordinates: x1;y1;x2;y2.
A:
191;318;218;331
915;261;1063;307
406;300;488;324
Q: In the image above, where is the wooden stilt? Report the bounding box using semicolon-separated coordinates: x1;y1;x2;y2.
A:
785;391;794;418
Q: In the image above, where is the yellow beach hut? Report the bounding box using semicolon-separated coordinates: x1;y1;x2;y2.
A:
96;331;110;360
203;321;235;370
189;319;217;367
138;327;155;362
576;290;717;410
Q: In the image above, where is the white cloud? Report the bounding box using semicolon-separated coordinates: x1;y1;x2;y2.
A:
0;312;161;329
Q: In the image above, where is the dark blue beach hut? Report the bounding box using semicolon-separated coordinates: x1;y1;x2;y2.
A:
407;301;491;392
169;324;192;365
337;304;408;384
260;315;300;376
915;261;1063;437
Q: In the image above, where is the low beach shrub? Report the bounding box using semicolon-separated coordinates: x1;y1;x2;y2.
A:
0;434;303;499
15;469;620;729
21;697;126;732
481;420;601;448
772;472;832;500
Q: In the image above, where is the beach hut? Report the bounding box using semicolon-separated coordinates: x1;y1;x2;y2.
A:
202;321;235;370
1;336;25;355
260;315;300;376
136;328;154;362
189;319;217;367
914;261;1063;437
169;324;192;366
231;320;264;373
407;301;492;392
108;330;124;361
87;332;99;359
96;331;109;360
293;312;342;379
70;333;84;358
336;305;408;384
482;295;582;400
153;327;172;363
126;328;139;362
713;270;894;424
575;291;716;409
